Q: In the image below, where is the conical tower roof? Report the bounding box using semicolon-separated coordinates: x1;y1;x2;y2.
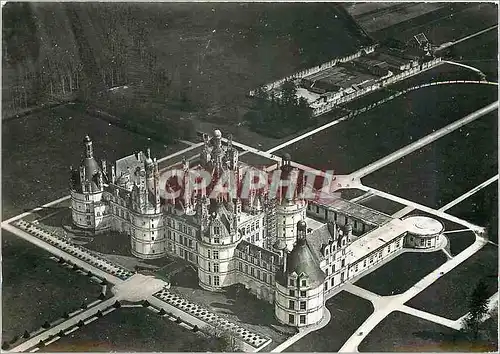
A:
276;238;326;288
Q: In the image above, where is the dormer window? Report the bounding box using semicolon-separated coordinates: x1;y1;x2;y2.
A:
301;279;307;287
214;226;220;234
289;278;294;286
214;237;220;244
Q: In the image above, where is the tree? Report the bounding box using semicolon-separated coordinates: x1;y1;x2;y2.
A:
207;323;241;352
462;280;490;340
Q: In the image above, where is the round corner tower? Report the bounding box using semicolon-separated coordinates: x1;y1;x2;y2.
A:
275;220;326;328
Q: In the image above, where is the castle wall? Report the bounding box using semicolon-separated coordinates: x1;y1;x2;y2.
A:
347;233;405;280
71;190;105;230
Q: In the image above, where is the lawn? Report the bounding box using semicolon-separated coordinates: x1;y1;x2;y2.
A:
363;111;498;209
284;291;374;352
277;83;497;174
41;308;226;352
354;251;448;296
2;231;103;341
167;265;290;351
358;196;406;215
2;104;184;220
449;28;498;82
405;243;498;320
359;311;496;352
447;181;498;243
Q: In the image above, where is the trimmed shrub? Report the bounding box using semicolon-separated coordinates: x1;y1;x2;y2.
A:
158;308;166;316
113;300;121;309
77;320;85;327
142;300;150;307
98;293;106;300
23;330;30;339
2;341;10;350
42;321;51;329
176;316;182;324
192;325;199;332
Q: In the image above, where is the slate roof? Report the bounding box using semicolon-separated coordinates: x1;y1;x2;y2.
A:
276;238;326;288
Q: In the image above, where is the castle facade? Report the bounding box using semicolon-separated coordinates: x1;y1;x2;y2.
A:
70;130;445;328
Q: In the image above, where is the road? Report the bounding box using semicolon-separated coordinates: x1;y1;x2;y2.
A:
439;174;499;212
434;24;499;52
349;101;499;179
10;297;118;352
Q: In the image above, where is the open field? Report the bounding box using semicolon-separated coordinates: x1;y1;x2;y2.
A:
284;291;374;352
449;28;498;82
345;3;446;34
371;3;498;45
359;311;496;352
2;231;103;341
41;308;225;352
354;251;447;296
278;83;497;174
447;182;498;243
363;111;498;209
405;243;498;320
1;105;184;220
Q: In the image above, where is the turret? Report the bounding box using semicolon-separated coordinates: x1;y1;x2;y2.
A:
83;135;93;159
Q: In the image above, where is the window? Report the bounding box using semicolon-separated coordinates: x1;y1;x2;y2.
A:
214;276;220;286
288;314;295;324
85;195;90;201
256;269;260;279
263;273;267;283
288;300;294;310
331;277;335;286
208;250;211;259
250;267;255;276
213;264;219;272
300;301;306;310
208;275;212;285
363;259;367;267
420;239;425;246
152;237;155;241
325;268;329;276
239;262;243;271
341;259;345;267
324;283;328;291
332;264;336;273
388;244;391;252
300;315;306;324
214;237;220;244
214;226;220;234
316;205;319;213
289;290;295;297
301;279;306;287
213;250;219;259
289;278;294;286
300;291;306;297
245;264;248;273
355;264;359;272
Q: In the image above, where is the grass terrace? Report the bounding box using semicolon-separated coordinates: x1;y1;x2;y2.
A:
41;308;227;352
447;181;498;243
363;111;498;209
354;251;448;296
2;231;104;341
358;311;496;352
405;243;498;320
278;84;497;174
284;291;374;352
